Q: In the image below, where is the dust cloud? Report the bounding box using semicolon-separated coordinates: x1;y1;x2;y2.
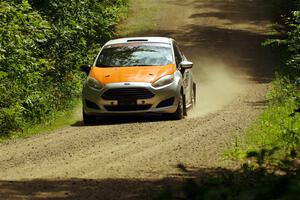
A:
190;60;249;117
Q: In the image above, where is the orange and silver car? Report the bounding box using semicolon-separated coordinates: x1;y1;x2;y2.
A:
80;37;196;124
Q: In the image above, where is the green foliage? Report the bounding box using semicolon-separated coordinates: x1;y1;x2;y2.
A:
0;0;51;134
221;2;300;199
0;0;127;135
244;80;300;157
243;0;300;160
286;10;300;83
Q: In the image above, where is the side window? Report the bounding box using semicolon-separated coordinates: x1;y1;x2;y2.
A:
173;42;183;67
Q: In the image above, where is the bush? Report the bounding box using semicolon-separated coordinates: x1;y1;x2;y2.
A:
245;82;299;158
286;10;300;83
0;0;127;135
239;0;300;161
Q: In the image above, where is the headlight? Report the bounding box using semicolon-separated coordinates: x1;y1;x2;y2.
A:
152;75;174;88
87;76;103;90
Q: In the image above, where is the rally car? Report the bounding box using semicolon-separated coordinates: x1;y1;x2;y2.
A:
80;37;196;124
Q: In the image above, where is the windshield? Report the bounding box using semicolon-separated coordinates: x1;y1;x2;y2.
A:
95;42;173;67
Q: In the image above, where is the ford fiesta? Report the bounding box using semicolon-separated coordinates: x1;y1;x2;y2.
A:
80;37;196;124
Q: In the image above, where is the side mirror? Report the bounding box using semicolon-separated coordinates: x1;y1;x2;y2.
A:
80;64;91;75
180;61;193;70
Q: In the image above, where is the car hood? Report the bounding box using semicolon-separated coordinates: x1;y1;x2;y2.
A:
89;64;176;85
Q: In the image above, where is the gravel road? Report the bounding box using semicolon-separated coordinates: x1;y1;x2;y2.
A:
0;0;275;199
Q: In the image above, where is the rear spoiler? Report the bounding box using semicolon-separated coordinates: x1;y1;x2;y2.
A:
127;39;149;42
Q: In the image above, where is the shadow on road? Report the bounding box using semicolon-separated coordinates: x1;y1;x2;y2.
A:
133;25;276;84
1;162;299;200
190;0;273;24
245;100;269;110
123;0;278;85
71;114;173;127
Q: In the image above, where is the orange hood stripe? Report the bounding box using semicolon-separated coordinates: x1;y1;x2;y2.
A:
90;64;176;85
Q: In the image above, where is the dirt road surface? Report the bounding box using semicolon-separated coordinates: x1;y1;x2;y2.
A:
0;0;275;199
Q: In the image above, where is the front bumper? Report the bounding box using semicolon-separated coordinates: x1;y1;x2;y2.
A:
83;80;181;115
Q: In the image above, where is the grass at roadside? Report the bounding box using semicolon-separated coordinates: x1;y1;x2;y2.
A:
244;97;299;159
0;99;81;143
226;82;300;161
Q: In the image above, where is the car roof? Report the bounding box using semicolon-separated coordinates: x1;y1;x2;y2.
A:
105;37;173;46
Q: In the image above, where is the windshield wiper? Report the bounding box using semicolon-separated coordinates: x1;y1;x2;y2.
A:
96;64;158;67
131;64;156;66
96;64;114;68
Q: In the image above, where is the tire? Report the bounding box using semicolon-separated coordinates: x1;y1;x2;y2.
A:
182;93;187;116
192;82;196;107
83;109;96;125
170;90;186;120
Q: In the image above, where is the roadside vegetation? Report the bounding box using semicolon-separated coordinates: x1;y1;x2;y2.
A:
0;0;127;139
239;0;300;168
157;0;300;199
228;0;300;161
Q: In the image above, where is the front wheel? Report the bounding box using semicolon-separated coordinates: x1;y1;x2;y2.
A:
83;109;97;125
192;82;197;108
169;91;186;120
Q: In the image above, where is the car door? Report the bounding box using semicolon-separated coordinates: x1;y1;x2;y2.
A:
173;41;192;106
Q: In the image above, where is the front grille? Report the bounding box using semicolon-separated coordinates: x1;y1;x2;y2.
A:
102;88;154;100
104;105;152;111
